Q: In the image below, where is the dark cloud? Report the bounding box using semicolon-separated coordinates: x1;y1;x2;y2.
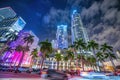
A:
79;0;120;50
0;0;119;50
42;0;120;50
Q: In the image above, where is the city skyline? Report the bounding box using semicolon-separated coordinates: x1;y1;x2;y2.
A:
0;0;120;50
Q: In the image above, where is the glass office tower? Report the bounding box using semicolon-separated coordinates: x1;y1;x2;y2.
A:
0;7;16;21
56;24;68;49
0;7;26;42
71;9;89;44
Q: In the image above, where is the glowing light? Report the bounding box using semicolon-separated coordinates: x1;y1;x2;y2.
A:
72;9;77;14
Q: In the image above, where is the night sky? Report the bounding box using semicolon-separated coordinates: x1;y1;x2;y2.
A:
0;0;120;50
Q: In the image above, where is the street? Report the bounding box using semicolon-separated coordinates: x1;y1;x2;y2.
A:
0;71;120;80
0;72;47;80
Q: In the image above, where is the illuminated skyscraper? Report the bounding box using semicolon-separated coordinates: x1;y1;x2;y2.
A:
0;7;26;42
71;10;89;44
56;24;68;49
51;40;58;49
0;7;16;21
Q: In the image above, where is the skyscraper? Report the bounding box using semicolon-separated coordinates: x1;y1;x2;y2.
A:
0;7;16;21
56;24;68;49
51;40;58;49
71;10;89;44
0;7;26;42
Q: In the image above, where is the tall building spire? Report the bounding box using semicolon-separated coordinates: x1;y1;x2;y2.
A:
71;9;89;44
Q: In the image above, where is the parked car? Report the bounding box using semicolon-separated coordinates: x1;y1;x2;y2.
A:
47;69;68;80
0;65;3;71
7;67;14;72
17;67;29;73
2;66;9;71
40;68;48;78
104;71;114;76
114;71;120;76
31;68;41;75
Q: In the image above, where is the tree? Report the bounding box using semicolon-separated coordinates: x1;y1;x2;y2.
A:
0;30;18;55
23;34;34;46
55;53;62;70
87;40;99;56
87;55;97;71
74;38;86;71
66;50;74;70
30;48;38;68
96;51;105;71
39;39;53;69
100;43;116;71
77;54;86;70
87;40;99;70
15;45;29;72
63;55;68;70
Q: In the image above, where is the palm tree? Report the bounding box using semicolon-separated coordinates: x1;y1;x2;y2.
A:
77;54;86;70
30;48;38;68
0;30;18;55
39;39;53;69
87;40;99;70
86;55;97;71
96;51;105;71
100;43;116;71
55;53;62;70
63;55;68;70
66;50;74;70
74;38;86;71
15;45;29;72
77;54;81;67
87;40;99;56
23;34;34;46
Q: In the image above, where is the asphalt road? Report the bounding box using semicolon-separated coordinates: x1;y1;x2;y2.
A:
0;71;47;80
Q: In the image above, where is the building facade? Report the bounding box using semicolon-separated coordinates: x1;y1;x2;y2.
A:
51;40;58;49
0;16;26;41
0;7;16;21
2;31;39;67
0;7;26;51
71;10;89;44
56;24;68;49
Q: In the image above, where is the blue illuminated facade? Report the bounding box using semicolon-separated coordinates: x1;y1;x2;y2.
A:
71;9;89;44
56;24;68;49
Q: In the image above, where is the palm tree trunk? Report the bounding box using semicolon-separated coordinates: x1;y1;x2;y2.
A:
57;61;59;70
16;51;25;72
101;61;106;72
109;57;116;72
81;56;84;71
40;57;44;69
92;49;101;71
70;60;72;70
30;58;34;68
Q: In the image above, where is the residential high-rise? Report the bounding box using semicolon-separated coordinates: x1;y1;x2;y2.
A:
56;24;68;49
0;7;16;21
0;7;26;42
71;9;89;44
